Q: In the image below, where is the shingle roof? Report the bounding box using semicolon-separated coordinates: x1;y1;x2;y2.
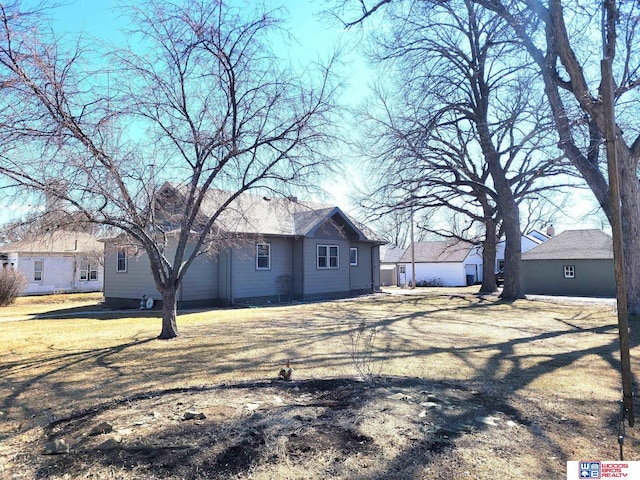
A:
380;245;406;263
400;240;473;263
158;183;384;242
521;229;613;260
0;231;102;254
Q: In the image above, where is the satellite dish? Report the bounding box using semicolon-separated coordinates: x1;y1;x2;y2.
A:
145;297;154;309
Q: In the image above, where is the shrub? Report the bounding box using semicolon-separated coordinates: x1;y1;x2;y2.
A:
0;269;26;306
343;319;390;385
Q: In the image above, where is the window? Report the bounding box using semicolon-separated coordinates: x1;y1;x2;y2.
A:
317;245;339;269
256;243;271;270
350;247;358;266
117;247;127;272
34;260;43;282
563;265;575;279
80;262;98;281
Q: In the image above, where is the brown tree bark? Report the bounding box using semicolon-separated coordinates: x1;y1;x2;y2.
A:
159;287;179;339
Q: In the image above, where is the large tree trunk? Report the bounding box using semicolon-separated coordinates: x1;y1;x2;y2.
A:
479;219;498;293
499;203;525;301
159;287;179;339
618;147;640;316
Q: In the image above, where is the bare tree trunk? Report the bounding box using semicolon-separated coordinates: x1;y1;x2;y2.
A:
618;148;640;316
500;204;525;300
480;220;498;293
159;287;179;339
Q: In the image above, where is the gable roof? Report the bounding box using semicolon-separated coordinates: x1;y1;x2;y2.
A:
0;231;102;254
156;183;384;243
400;240;474;263
380;245;406;263
521;229;613;260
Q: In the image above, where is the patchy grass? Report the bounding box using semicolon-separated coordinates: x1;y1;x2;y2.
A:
0;288;638;479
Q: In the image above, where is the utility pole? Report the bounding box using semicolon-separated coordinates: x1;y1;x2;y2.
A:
410;208;416;289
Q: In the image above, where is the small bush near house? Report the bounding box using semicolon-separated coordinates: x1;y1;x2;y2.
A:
0;268;26;306
416;278;444;287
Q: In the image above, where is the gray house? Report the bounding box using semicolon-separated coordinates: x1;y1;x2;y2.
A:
521;229;615;297
102;185;384;308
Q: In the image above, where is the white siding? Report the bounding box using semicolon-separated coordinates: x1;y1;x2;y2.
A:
401;262;466;287
16;254;103;295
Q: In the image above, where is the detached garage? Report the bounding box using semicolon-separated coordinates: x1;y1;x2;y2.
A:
521;229;615;298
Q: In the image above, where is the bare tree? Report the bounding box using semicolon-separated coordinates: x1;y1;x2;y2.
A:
354;0;573;296
0;0;338;338
468;0;640;314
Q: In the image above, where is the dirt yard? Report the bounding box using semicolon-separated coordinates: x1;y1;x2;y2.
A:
0;288;638;479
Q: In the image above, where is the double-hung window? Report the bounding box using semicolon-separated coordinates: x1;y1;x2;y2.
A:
256;243;271;270
80;262;98;281
117;247;127;272
34;260;43;282
317;245;339;269
350;247;358;266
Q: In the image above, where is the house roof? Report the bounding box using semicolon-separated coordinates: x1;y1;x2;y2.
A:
400;240;473;263
521;229;613;260
157;183;385;243
0;231;102;254
380;245;406;263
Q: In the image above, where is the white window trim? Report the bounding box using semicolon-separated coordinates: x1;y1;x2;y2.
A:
34;260;43;282
317;244;339;269
256;243;271;270
80;262;98;281
563;265;575;279
350;247;358;266
116;247;127;272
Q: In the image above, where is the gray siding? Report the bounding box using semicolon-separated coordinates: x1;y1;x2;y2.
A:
349;242;374;292
217;248;232;304
302;237;350;297
232;237;294;301
521;259;615;297
180;254;218;301
103;244;161;302
292;239;304;296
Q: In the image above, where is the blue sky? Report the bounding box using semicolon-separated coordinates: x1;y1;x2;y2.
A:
1;0;374;224
1;1;605;233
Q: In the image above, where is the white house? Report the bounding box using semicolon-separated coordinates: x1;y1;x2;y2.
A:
397;240;480;287
0;231;104;295
396;229;551;287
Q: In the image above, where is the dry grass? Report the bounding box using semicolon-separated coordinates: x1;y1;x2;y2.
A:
0;288;638;479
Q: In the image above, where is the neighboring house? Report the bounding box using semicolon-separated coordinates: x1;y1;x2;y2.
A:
0;231;104;295
495;228;551;271
102;184;385;308
397;229;551;288
520;229;615;297
397;240;481;287
379;245;406;286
